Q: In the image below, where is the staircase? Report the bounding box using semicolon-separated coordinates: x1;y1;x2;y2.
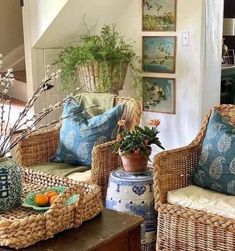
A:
1;45;27;103
14;70;26;83
0;0;27;103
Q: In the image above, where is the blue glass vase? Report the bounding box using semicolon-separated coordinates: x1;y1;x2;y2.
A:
0;157;22;212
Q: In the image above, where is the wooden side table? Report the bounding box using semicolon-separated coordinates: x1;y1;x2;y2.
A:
0;209;143;251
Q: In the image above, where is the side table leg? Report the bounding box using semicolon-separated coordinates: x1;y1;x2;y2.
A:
129;225;141;251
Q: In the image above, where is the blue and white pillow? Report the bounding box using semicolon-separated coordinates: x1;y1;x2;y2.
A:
52;99;124;166
192;109;235;195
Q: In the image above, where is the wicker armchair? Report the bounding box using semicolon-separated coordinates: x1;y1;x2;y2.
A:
153;104;235;251
16;96;141;202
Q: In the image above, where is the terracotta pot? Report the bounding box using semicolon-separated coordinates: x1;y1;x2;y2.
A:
120;150;151;173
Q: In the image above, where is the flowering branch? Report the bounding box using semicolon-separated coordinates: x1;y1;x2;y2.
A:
0;55;90;157
5;104;100;154
0;55;15;143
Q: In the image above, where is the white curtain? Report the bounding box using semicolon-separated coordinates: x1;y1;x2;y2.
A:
201;0;224;117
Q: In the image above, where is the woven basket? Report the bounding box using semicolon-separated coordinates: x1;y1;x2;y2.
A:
77;62;128;94
0;167;103;249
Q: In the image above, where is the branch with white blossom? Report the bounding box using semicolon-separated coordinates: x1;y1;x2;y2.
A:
0;57;90;157
6;104;101;153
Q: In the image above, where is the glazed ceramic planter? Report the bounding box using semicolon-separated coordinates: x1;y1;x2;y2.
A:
106;168;157;250
0;157;22;212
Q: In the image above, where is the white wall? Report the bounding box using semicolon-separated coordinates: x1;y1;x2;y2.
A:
31;48;66;125
118;0;205;156
22;0;223;157
33;0;133;48
23;0;133;96
0;0;24;56
11;80;27;102
29;0;69;47
22;0;68;99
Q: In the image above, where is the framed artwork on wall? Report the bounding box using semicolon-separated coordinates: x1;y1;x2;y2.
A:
142;0;176;31
142;36;176;73
143;77;176;114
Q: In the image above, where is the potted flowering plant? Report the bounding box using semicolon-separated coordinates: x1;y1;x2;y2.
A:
113;119;164;173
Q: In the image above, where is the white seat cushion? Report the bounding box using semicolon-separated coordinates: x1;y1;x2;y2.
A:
67;170;91;182
167;185;235;219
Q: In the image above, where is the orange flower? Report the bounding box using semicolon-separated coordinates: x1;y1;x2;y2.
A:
149;119;160;127
117;120;126;127
116;134;123;142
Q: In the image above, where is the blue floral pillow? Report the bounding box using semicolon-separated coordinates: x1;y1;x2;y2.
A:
192;109;235;195
52;99;124;166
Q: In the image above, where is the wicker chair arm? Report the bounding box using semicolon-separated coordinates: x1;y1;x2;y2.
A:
153;107;213;209
16;127;60;167
159;203;235;233
153;142;202;209
91;140;119;202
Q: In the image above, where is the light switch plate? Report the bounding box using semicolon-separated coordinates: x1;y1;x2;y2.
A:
182;32;190;46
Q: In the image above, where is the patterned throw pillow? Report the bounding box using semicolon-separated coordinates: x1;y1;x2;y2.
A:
52;99;124;166
192;109;235;195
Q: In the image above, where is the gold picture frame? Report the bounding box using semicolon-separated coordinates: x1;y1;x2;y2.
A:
142;0;177;31
143;77;176;114
142;36;176;73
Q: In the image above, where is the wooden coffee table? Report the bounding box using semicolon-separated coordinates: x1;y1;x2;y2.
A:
0;208;143;251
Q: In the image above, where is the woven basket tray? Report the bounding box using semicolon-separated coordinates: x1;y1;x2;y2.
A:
0;167;103;249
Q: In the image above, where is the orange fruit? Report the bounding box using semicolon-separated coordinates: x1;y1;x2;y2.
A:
50;195;59;205
34;193;49;207
44;190;58;199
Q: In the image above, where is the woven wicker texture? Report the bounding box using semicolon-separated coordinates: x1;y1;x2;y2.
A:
0;167;102;249
153;104;235;251
16;96;141;203
77;63;128;94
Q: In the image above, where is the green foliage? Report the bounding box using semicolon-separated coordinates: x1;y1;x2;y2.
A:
114;124;164;159
57;24;140;93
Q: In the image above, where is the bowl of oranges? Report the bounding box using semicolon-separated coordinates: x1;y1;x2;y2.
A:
22;186;79;212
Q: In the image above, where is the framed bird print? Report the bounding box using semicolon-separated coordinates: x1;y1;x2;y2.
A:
143;36;176;73
143;77;176;114
142;0;176;31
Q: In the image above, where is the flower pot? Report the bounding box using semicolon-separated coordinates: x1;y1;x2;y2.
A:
77;62;128;94
120;151;150;173
0;157;22;212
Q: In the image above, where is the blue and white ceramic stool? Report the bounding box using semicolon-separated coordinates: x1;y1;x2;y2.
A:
106;168;157;251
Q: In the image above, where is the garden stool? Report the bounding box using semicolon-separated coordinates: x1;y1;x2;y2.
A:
106;168;156;251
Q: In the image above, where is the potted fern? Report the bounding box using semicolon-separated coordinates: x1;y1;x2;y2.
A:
57;24;138;94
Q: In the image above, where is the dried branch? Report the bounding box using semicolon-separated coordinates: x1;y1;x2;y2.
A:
6;104;100;153
0;57;88;157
